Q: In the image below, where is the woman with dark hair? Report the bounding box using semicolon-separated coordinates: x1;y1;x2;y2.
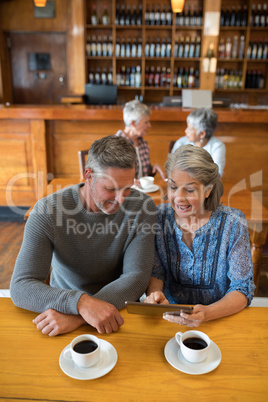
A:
145;145;255;327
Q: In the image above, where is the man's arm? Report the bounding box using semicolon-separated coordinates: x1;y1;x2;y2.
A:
93;200;157;309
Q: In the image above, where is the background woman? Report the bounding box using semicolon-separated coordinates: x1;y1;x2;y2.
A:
116;99;165;181
172;108;226;177
145;145;255;327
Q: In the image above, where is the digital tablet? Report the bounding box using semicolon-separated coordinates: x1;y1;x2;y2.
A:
125;301;193;317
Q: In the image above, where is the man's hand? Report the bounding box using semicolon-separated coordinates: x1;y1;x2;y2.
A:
77;294;124;334
33;309;86;336
144;291;169;305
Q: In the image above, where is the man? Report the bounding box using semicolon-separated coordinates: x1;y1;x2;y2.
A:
10;136;157;336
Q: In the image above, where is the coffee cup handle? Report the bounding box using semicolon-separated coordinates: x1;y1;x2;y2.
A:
175;332;183;346
63;346;73;361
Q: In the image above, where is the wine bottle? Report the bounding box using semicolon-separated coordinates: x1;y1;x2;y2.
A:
195;36;201;58
255;4;261;27
220;8;225;26
235;6;241;27
145;38;150;57
107;67;113;85
120;37;126;57
188;67;195;88
154;66;160;87
232;36;238;59
161;4;166;25
155;4;161;26
189;37;195;58
150;37;155;57
260;4;267;27
102;4;110;25
225;37;232;59
166;37;172;57
137;4;142;25
242;5;248;27
125;37;131;58
145;5;150;25
174;39;178;58
119;4;125;25
257;39;263;59
115;3;119;25
155;37;161;58
251;41;258;59
177;67;183;88
160;37;166;58
131;4;137;25
137;37;142;58
218;38;225;59
101;67;107;85
131;38;137;58
250;4;255;27
91;35;97;56
125;5;131;25
166;5;172;26
195;69;199;88
102;35;108;57
150;5;155;26
135;66;141;87
160;66;167;87
230;6;236;26
178;37;184;58
184;6;190;26
130;67;135;87
91;4;98;25
225;6;230;26
115;37;120;57
238;35;245;59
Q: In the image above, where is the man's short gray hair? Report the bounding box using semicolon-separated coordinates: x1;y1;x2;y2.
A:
123;100;151;127
85;135;137;172
165;144;223;211
187;108;218;139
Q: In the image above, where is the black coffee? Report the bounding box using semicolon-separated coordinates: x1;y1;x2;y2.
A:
183;337;207;350
73;340;98;354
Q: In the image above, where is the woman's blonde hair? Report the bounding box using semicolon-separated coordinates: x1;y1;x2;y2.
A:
165;144;224;211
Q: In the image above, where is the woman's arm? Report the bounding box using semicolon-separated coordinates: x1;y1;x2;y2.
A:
164;291;247;327
144;277;169;304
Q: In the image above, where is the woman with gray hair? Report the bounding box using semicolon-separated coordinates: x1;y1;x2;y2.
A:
145;145;255;326
172;108;226;177
116;99;165;181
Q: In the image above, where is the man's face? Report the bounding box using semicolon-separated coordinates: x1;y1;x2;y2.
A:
87;167;135;214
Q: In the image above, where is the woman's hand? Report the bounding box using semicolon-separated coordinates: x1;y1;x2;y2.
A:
163;304;207;327
152;164;166;181
144;291;169;305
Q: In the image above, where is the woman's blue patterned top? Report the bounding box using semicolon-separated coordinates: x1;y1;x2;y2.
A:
152;203;255;306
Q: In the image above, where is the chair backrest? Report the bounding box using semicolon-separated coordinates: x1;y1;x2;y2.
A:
169;141;175;153
78;149;89;181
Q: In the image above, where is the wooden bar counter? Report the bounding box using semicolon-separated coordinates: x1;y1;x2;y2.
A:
0;105;268;207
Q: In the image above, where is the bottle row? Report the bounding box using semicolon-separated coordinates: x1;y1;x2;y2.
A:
88;67;113;85
86;35;113;57
218;36;245;59
220;5;248;27
250;3;268;27
173;67;200;89
215;68;266;90
247;39;268;59
116;65;142;87
215;69;243;89
115;3;143;26
174;36;201;58
245;69;265;88
88;3;203;27
90;3;111;25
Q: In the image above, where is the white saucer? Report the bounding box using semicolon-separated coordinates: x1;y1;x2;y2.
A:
59;339;117;380
138;184;159;193
164;337;221;375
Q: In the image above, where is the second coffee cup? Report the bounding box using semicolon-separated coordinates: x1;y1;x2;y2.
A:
175;330;211;364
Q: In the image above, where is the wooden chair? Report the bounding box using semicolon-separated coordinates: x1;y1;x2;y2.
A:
78;149;89;181
169;141;175;153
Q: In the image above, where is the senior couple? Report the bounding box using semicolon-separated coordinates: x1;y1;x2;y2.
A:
11;135;254;337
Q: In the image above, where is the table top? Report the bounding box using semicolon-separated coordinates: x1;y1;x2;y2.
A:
0;298;267;402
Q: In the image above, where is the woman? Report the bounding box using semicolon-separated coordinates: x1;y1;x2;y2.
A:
116;100;165;180
172;108;226;177
145;145;255;327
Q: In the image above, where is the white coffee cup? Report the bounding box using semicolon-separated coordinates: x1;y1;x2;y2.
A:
64;334;101;368
140;176;154;189
175;330;211;364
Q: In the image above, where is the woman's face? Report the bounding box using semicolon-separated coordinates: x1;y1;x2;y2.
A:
185;122;200;143
132;115;151;138
167;169;212;220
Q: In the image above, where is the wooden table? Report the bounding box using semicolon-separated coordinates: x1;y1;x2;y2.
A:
24;177;268;290
0;298;267;402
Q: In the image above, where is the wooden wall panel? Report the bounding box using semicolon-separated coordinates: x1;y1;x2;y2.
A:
0;119;47;206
